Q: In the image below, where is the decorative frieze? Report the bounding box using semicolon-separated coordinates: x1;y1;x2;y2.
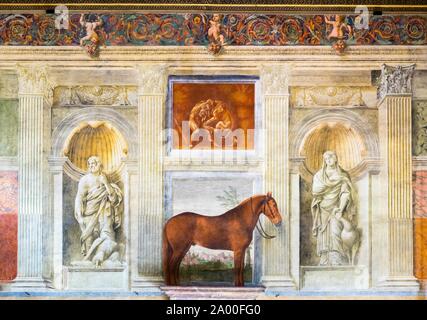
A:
53;86;137;106
1;14;427;47
291;86;376;108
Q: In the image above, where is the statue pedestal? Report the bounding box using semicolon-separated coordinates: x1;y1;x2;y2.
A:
300;266;369;290
160;286;265;300
63;266;127;290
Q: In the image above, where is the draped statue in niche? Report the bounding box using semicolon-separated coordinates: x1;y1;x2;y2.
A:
311;151;360;266
74;156;125;267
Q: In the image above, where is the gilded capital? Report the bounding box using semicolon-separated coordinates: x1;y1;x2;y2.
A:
377;64;415;100
135;64;168;95
16;64;54;100
261;64;291;95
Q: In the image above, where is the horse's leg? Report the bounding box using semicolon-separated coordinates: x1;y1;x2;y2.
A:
169;243;191;286
169;253;181;286
233;249;244;287
239;249;246;286
165;252;172;285
174;244;191;285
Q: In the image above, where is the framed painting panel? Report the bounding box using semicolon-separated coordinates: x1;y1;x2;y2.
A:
167;75;262;159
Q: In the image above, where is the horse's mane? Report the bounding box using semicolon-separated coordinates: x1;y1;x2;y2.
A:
224;194;266;214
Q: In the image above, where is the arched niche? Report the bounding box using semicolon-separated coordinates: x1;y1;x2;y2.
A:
291;109;379;182
48;106;138;290
64;121;128;175
300;122;366;174
290;108;380;289
52;107;137;181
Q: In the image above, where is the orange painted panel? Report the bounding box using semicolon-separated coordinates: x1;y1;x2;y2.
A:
172;82;255;150
414;218;427;280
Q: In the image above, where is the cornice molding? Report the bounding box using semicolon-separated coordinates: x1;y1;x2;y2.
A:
1;45;427;67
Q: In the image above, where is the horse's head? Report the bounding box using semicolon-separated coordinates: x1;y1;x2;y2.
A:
262;192;282;227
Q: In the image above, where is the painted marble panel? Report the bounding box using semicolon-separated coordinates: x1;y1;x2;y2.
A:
0;100;18;157
0;171;17;281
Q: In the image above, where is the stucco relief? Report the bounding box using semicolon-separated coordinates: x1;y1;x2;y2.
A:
291;86;376;108
54;86;136;106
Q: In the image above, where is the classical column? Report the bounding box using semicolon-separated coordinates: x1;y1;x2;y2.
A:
47;156;67;290
12;65;53;290
260;64;296;291
132;64;167;291
377;64;419;290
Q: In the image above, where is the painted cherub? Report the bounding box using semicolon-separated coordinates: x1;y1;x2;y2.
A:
79;14;103;46
208;14;225;45
325;15;352;40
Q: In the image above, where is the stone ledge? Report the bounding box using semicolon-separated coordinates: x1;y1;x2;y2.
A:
160;286;265;300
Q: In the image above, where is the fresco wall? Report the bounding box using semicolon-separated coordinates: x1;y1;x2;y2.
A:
0;9;426;297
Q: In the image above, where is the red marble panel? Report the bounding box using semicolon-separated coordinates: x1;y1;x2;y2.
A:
0;171;17;281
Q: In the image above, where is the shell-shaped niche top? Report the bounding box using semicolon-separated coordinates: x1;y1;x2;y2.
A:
300;122;366;174
63;121;128;174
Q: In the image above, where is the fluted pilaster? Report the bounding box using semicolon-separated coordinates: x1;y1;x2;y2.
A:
13;65;53;289
132;64;167;289
261;64;296;291
378;93;419;290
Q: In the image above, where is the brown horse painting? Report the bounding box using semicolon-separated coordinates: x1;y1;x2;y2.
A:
162;192;283;286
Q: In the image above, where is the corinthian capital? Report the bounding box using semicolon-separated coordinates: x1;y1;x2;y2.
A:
261;64;291;95
135;64;168;95
377;64;415;100
16;64;54;100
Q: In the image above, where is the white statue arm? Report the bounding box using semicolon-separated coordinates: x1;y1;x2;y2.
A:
338;190;350;212
74;179;87;227
99;174;116;202
334;182;351;218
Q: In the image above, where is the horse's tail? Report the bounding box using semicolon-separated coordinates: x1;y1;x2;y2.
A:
162;224;172;285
